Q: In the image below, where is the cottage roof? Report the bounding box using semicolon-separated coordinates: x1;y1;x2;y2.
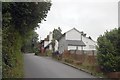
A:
66;40;86;46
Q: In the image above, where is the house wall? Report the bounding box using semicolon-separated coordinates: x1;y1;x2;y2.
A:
58;28;97;54
79;36;97;51
66;29;82;50
44;41;49;48
49;32;53;50
66;29;82;40
68;46;77;50
58;36;67;54
55;40;58;51
68;46;83;50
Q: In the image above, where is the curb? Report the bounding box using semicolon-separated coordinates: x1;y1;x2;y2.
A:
51;57;103;78
43;57;103;78
60;61;102;78
62;61;93;74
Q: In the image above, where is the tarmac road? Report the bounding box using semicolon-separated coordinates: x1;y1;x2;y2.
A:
24;53;96;78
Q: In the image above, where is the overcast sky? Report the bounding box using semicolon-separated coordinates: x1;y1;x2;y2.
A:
35;0;119;41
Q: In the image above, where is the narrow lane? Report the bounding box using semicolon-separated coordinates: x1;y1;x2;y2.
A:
24;53;96;78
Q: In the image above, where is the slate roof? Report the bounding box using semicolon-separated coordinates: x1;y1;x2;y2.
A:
66;40;86;46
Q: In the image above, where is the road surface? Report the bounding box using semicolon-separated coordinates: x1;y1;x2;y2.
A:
24;53;96;78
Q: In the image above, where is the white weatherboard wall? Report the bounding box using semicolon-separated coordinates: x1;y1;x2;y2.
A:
78;36;97;50
44;41;49;48
68;46;77;50
58;28;97;54
66;29;82;40
65;28;82;50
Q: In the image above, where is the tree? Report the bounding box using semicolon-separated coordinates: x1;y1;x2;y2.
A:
21;30;39;53
51;27;62;52
97;28;120;72
3;2;51;35
2;2;51;78
53;27;62;41
116;27;120;55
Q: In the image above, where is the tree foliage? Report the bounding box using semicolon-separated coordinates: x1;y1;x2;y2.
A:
2;2;51;78
97;28;120;72
53;27;62;40
21;30;39;53
51;27;62;52
3;2;51;35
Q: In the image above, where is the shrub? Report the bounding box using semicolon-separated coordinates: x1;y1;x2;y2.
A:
2;27;24;77
97;28;120;72
34;47;40;55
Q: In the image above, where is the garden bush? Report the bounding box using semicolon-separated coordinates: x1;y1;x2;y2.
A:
97;28;120;72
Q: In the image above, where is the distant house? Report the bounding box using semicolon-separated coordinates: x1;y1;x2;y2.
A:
39;32;59;55
39;40;45;54
39;35;49;55
58;28;97;55
82;36;96;51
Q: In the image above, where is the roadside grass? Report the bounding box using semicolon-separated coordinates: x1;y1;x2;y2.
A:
46;50;52;57
78;62;105;78
44;51;106;78
60;55;105;78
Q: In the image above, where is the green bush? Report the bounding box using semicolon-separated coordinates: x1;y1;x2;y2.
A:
97;28;120;72
34;47;40;56
2;27;24;78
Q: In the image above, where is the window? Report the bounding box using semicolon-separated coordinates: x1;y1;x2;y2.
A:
68;46;76;50
89;45;94;49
